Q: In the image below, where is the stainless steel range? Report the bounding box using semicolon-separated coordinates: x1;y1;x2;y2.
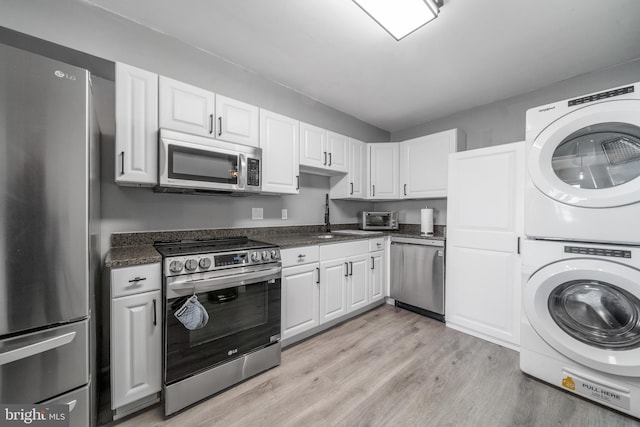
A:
154;237;282;416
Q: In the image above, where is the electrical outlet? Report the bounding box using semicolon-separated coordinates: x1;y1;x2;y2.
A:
281;209;288;220
251;207;263;220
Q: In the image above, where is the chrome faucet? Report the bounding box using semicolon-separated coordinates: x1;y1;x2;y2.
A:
324;193;331;232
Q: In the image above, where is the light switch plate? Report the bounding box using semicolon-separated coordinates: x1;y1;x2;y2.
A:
281;209;288;220
252;207;263;220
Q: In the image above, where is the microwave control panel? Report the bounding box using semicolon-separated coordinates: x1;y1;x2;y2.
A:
247;158;260;186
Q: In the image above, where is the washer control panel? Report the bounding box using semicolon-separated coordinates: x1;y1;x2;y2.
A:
565;245;631;259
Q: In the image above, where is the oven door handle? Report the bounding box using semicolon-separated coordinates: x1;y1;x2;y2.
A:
168;266;282;296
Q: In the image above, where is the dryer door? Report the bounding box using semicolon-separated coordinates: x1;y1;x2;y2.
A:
523;259;640;377
528;99;640;208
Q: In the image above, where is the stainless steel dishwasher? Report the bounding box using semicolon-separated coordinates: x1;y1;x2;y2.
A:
390;237;445;321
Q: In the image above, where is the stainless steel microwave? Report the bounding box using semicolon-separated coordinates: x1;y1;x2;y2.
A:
359;211;399;230
157;129;261;194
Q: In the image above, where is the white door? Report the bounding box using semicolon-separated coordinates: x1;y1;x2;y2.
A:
446;141;524;350
369;143;399;199
115;62;158;186
215;94;259;147
159;76;215;137
327;131;349;173
300;122;327;169
281;264;320;340
260;109;300;194
528;99;640;208
369;251;384;302
111;290;161;409
348;254;369;312
524;259;640;377
320;259;348;323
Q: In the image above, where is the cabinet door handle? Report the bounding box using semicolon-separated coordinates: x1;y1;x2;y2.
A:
371;256;375;270
152;298;157;326
517;236;521;255
344;262;349;277
209;114;214;134
404;184;407;196
372;185;376;197
120;151;125;176
316;267;320;284
296;175;300;190
128;276;147;283
328;152;332;166
218;116;223;136
324;152;327;166
349;261;353;276
350;182;354;195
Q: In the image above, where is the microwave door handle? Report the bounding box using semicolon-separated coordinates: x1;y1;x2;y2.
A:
238;153;246;189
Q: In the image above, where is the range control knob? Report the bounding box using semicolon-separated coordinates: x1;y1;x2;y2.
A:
169;260;183;273
251;252;261;262
270;250;279;260
185;258;198;271
199;257;212;269
262;250;270;261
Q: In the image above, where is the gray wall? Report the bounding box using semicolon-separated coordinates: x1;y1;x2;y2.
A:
392;58;640;147
380;57;640;224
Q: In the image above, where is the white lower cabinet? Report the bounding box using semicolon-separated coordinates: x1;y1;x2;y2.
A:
369;251;385;302
281;262;320;340
347;254;368;312
281;239;388;344
110;263;162;418
319;258;349;323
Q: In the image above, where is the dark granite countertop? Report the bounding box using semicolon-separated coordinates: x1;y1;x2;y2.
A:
104;224;445;268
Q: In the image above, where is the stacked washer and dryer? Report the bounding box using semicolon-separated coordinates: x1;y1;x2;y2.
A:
521;82;640;418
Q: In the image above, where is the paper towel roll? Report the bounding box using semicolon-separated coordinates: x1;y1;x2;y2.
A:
421;208;434;236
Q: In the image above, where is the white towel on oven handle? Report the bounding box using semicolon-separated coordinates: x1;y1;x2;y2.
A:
173;294;209;330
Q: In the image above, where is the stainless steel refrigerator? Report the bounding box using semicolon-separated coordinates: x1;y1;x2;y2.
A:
0;43;99;427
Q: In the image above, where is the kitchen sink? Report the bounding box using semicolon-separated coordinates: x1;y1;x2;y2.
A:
315;234;335;239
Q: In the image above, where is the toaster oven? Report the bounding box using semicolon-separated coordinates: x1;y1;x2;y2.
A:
359;211;399;230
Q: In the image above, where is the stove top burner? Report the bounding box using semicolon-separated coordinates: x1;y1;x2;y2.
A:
154;236;275;257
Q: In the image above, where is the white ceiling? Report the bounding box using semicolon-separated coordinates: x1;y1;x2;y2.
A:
85;0;640;133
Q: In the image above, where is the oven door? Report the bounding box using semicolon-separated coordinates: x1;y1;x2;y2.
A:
164;266;281;385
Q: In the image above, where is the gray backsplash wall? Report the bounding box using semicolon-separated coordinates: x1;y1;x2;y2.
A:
373;199;447;226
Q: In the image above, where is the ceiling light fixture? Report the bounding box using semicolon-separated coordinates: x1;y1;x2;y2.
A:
353;0;443;41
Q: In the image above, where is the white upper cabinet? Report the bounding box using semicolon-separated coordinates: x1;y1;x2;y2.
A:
400;129;466;199
326;131;349;173
300;122;327;169
115;62;158;186
159;76;215;137
299;123;348;175
260;109;300;194
215;94;259;147
330;138;366;199
369;143;400;199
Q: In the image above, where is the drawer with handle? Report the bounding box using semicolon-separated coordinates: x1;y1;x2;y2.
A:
281;246;320;267
369;238;385;252
111;263;161;298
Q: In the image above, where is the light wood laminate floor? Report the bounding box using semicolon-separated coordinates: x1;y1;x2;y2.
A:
115;305;639;426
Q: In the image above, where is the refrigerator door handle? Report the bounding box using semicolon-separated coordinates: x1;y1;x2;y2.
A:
0;331;76;366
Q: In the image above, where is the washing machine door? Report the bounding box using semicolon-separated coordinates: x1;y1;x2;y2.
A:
523;258;640;377
528;99;640;208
